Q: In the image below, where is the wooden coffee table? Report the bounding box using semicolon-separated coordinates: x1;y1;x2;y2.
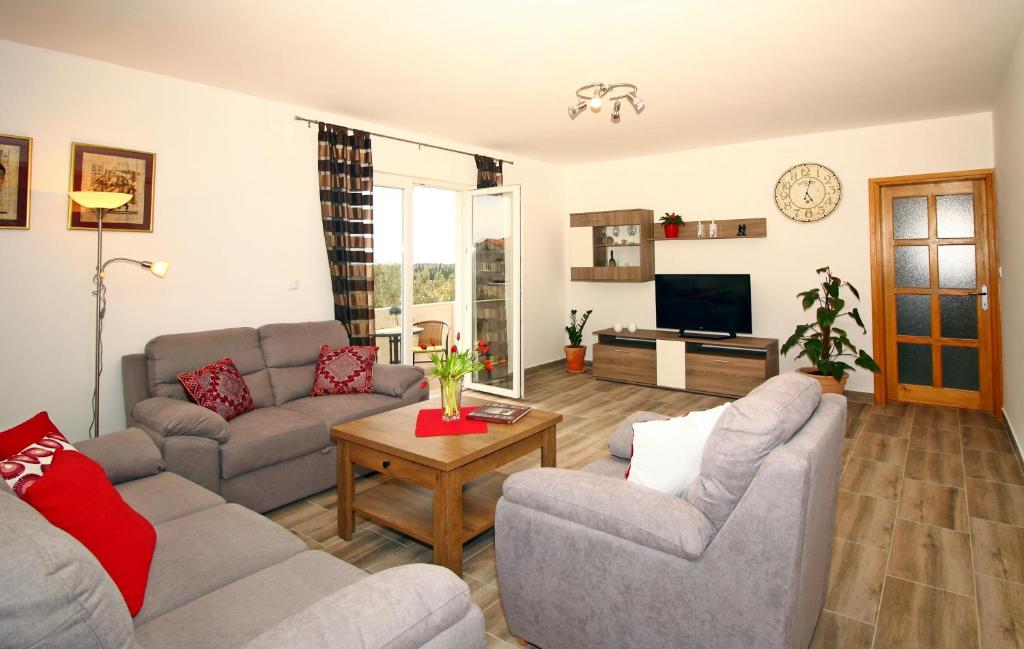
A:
330;397;561;576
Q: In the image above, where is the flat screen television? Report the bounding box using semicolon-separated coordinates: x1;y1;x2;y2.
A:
655;274;752;338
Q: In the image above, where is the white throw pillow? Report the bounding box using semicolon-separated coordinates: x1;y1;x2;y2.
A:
625;403;731;496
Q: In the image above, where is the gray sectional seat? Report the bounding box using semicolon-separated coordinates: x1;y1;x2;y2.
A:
0;428;484;649
494;372;846;649
122;320;428;512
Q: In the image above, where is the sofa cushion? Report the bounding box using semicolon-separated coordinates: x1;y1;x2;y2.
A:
686;372;822;529
221;407;328;479
117;472;225;525
2;428;76;497
581;457;630;479
312;345;379;396
244;564;474;649
145;327;274;408
372;363;426;398
0;489;134;649
134;551;366;649
24;450;156;617
280;392;407;428
258;321;349;405
178;357;255;421
607;410;670;460
134;503;305;625
0;410;61;458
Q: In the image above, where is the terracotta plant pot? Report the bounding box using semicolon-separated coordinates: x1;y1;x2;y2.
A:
798;367;848;395
663;223;681;238
565;345;587;373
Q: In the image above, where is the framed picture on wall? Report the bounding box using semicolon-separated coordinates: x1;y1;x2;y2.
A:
0;134;32;230
68;142;156;232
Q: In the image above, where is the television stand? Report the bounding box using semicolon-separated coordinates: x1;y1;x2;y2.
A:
680;330;735;340
591;328;779;398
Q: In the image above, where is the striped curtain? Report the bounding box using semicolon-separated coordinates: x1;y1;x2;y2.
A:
317;123;375;345
475;155;503;188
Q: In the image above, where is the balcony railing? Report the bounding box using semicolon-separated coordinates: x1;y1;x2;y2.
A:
372;301;454;364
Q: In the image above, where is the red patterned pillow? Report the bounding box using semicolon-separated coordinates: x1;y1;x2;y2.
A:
2;430;76;497
312;345;378;396
177;357;254;420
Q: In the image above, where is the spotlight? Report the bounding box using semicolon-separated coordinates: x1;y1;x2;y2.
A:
589;96;602;110
568;101;588;119
611;100;621;122
628;94;646;113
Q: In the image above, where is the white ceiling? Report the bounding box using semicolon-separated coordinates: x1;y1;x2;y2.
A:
2;0;1022;163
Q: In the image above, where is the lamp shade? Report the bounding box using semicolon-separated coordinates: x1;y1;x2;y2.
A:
148;261;170;278
68;191;132;210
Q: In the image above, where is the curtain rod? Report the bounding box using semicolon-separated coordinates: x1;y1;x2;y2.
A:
294;115;514;166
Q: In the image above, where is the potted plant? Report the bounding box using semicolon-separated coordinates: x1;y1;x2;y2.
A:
564;308;593;373
660;212;684;238
781;266;881;394
419;333;495;421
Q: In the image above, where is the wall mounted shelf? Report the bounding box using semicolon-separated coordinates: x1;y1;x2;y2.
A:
649;217;767;241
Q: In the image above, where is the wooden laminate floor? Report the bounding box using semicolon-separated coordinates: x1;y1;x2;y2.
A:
265;366;1024;649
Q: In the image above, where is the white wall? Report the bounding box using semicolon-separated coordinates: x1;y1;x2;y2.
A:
994;23;1024;445
564;113;995;393
0;39;565;439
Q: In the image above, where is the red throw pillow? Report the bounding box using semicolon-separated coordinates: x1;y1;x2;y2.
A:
1;430;75;497
178;357;254;420
0;411;61;459
23;450;156;616
312;345;378;396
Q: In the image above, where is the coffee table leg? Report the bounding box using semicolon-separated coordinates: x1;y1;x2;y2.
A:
337;440;355;541
541;426;557;467
433;471;463;576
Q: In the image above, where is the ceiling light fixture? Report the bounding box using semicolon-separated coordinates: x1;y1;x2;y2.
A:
569;83;645;122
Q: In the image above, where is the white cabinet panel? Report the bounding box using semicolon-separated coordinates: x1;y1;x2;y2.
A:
656;339;686;389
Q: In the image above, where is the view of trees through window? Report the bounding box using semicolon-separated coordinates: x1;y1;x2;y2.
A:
373;262;455;308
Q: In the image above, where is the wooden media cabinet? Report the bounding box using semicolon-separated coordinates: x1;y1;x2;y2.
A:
592;328;779;398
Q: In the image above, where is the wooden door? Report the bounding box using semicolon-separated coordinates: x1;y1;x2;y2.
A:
873;173;998;411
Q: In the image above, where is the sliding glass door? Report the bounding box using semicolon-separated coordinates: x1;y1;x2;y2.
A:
462;186;522;398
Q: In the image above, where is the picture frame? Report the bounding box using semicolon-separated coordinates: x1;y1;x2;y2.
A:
0;134;32;230
68;142;156;232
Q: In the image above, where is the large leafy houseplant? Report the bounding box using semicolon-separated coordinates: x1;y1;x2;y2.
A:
781;267;880;391
564;308;593;373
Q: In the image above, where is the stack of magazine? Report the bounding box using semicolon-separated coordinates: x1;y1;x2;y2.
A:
468;402;532;424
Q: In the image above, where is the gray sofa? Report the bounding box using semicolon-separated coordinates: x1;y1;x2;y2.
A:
0;428;484;649
122;320;428;512
494;373;845;649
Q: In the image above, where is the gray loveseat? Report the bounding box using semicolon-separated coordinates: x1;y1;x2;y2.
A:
122;320;427;512
0;428;483;649
494;373;845;649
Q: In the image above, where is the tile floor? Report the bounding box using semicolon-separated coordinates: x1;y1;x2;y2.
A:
265;366;1024;649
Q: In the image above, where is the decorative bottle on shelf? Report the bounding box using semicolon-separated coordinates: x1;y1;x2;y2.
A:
697;220;705;239
710;220;718;238
608;250;617;267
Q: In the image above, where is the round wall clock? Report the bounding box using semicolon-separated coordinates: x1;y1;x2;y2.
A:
774;162;842;222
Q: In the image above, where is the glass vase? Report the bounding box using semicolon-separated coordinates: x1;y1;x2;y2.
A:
439;376;463;422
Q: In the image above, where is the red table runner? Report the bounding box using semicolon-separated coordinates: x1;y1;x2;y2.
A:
414;407;488;437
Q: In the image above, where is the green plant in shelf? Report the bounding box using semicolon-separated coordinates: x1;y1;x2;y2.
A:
781;266;881;381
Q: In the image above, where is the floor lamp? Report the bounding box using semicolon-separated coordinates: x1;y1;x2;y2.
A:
68;191;170;438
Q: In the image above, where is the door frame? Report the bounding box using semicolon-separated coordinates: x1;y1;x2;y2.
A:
867;168;1003;413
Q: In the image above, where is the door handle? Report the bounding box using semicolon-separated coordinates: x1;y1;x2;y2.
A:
969;284;989;311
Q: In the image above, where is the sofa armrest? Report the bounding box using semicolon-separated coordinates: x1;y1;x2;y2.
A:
75;428;165;485
243;563;482;649
372;363;426;398
502;467;716;560
132;397;230;443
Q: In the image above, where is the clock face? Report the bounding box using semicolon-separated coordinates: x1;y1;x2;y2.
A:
774;163;842;222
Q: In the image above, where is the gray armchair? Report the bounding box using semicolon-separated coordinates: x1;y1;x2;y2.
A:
494;373;846;649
